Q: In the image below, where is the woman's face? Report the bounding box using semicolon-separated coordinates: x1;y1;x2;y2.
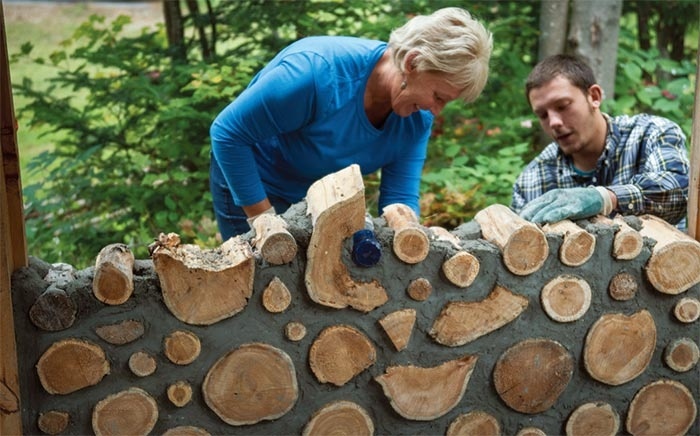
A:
392;71;461;117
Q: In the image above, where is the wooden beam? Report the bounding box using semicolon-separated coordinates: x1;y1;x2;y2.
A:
688;36;700;241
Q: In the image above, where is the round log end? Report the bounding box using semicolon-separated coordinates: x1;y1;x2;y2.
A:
503;226;548;276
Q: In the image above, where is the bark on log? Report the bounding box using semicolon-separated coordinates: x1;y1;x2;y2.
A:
446;410;500;436
474;204;549;275
608;272;638;301
92;243;135;305
378;308;416;351
406;277;432;301
251;213;298;265
493;338;574;414
639;214;700;294
543;220;595;266
565;402;619;436
92;387;158;436
305;164;388;312
626;379;696;436
0;380;18;413
29;285;76;331
430;285;528;346
302;400;374;436
262;276;292;313
442;251;480;288
164;330;201;365
37;410;69;435
284;321;307;342
429;226;462;249
202;343;298;426
152;233;255;325
128;350;157;377
36;338;110;395
309;325;376;386
167;380;193;407
162;426;211;436
583;310;656;385
540;274;591;322
375;355;478;421
673;297;700;323
664;337;699;373
94;319;145;345
383;203;430;264
590;215;643;259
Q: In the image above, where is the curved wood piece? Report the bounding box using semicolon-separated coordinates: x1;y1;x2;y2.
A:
474;204;549;276
446;410;500;436
262;277;292;313
516;427;547;436
36;338;110;395
203;343;298;426
430;285;528;346
565;402;619;436
251;213;298;265
442;251;480;288
493;338;574;414
92;387;158;436
162;426;211;436
302;400;374;436
626;379;696;436
540;274;591;322
94;319;145;345
608;272;637;301
29;285;76;331
284;321;307;342
383;203;430;264
309;325;376;386
583;310;656;386
152;233;255;325
167;380;193;407
128;350;157;377
591;215;642;259
375;354;478;421
164;330;201;365
664;337;699;372
305;165;388;312
37;410;69;435
406;277;432;301
673;297;700;323
92;243;135;305
378;308;416;351
543;220;595;266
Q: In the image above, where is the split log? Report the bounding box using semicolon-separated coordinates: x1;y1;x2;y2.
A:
540;275;591;322
92;243;135;305
305;164;388;312
493;338;574;414
262;277;292;313
673;297;700;323
583;310;656;386
94;319;145;345
474;204;549;276
309;325;376;386
36;338;110;395
167;380;193;407
378;308;416;351
383;203;430;264
639;214;700;294
446;410;500;436
37;410;70;435
284;321;307;342
590;215;643;259
92;387;158;436
543;220;595;266
0;380;18;413
128;350;157;377
608;272;637;301
442;251;480;288
375;355;478;421
151;233;255;325
28;285;76;331
162;426;211;436
251;213;298;265
626;379;696;436
164;330;201;365
565;402;619;436
203;343;298;426
406;277;432;301
302;400;374;436
516;428;547;436
664;337;699;372
429;226;462;249
430;285;528;346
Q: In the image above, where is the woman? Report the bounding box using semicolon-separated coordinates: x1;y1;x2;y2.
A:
210;7;492;240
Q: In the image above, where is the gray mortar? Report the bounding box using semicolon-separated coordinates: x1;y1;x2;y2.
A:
11;212;700;436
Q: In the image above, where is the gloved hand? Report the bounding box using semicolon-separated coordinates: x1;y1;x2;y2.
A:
520;187;605;224
246;206;276;232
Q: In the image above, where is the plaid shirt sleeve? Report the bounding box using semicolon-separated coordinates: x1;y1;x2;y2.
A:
511;144;561;213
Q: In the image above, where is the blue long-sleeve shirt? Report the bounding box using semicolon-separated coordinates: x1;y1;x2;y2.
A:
210;36;434;216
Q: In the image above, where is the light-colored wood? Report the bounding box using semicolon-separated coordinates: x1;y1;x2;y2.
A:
688;39;700;240
673;297;700;323
92;243;135;305
639;214;700;294
540;275;591;322
302;400;374;436
608;272;637;301
375;354;478;421
152;233;255;325
36;338;110;394
543;220;595;266
378;308;416;351
383;203;430;264
94;319;145;345
203;343;298;426
37;410;70;435
664;337;699;373
429;226;462;249
406;277;432;301
164;330;201;365
92;387;158;436
516;427;547;436
446;410;500;436
305;164;388;312
309;325;376;386
167;380;193;407
474;204;549;275
162;426;211;436
128;350;157;377
493;338;574;414
442;251;480;288
0;379;18;413
262;276;292;313
565;402;619;436
590;215;643;259
28;285;76;331
583;310;656;386
430;285;528;346
251;213;298;265
284;321;307;342
626;379;697;436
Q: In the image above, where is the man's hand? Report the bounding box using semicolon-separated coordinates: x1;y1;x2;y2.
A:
520;187;605;223
246;206;276;232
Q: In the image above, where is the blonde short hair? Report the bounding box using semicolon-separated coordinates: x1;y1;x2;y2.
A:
388;7;493;103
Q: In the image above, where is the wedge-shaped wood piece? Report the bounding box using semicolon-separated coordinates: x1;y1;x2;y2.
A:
430;285;528;346
162;426;211;436
94;319;144;345
378;308;416;351
251;213;298;265
164;330;201;365
626;379;696;436
92;387;158;436
203;343;298;426
305;165;388;312
442;251;480;288
262;276;292;313
446;410;500;436
591;215;643;259
152;233;255;325
584;310;656;386
565;402;619;436
543;220;595;266
92;243;135;305
302;400;374;436
474;204;549;275
383;203;430;264
639;214;700;294
541;274;591;322
664;337;699;372
493;338;573;414
374;354;478;421
674;297;700;323
36;338;110;395
37;410;69;435
309;325;376;386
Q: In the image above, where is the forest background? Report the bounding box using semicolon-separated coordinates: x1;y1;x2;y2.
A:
5;0;699;268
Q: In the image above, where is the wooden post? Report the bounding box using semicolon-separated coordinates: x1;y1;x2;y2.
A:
688;36;700;240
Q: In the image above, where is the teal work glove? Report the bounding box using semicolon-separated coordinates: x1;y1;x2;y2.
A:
520;187;603;224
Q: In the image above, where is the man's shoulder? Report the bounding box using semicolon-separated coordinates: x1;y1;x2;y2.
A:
609;113;682;131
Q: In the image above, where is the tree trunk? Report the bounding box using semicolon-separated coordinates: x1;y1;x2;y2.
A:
163;0;186;61
538;0;569;61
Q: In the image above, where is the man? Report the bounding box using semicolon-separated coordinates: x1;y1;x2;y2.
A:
512;54;689;227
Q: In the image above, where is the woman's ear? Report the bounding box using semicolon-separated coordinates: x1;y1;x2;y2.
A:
404;51;419;73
